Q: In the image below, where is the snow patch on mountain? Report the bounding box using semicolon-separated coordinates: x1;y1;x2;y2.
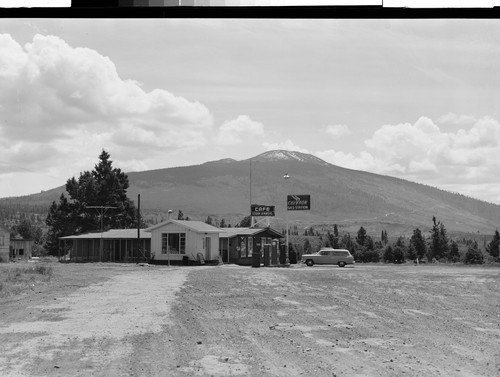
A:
250;150;330;166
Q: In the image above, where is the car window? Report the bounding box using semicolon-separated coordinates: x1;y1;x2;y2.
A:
333;251;348;256
320;250;330;255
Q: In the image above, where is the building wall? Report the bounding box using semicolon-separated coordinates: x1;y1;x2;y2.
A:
0;227;10;263
10;239;33;260
150;223;220;262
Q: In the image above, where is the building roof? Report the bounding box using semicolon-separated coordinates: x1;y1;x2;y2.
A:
60;229;151;240
220;227;283;239
145;219;221;234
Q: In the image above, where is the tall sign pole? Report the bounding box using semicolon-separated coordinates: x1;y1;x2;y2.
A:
137;194;141;263
284;173;290;264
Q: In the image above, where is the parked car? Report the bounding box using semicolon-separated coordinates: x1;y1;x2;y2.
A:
301;248;354;267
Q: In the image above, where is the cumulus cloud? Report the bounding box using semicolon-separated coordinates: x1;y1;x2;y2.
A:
262;139;309;153
0;33;214;176
215;115;265;145
319;116;500;202
437;112;476;125
325;124;351;138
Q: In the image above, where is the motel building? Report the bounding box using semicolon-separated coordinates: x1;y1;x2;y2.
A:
58;219;284;265
146;219;221;264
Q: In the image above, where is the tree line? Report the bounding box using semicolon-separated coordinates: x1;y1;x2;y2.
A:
288;217;499;265
2;150;500;263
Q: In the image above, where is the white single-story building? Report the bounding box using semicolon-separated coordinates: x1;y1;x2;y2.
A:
146;219;221;264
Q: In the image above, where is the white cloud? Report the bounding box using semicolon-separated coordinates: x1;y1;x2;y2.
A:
316;150;377;171
215;115;265;145
321;116;500;202
0;33;214;179
437;112;477;125
262;139;309;153
325;124;351;138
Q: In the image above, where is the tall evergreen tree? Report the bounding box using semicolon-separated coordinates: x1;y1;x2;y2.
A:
381;230;388;245
410;228;426;261
429;217;449;261
329;224;339;248
45;151;137;255
486;230;500;259
356;226;367;247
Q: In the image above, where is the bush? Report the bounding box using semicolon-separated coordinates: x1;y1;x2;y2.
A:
464;247;484;264
383;245;394;263
357;248;381;263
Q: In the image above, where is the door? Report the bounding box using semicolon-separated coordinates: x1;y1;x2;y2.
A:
205;237;211;261
319;249;332;264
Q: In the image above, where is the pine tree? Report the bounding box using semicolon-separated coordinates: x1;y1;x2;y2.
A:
449;240;460;262
45;151;137;255
381;230;388;245
429;217;449;261
356;226;367;247
177;210;184;220
410;228;426;261
486;230;500;259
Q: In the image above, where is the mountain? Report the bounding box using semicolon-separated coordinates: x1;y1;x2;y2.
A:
1;150;500;236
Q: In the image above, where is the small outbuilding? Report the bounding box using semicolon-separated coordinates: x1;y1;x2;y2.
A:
59;229;151;262
146;219;221;264
10;235;33;261
219;227;284;265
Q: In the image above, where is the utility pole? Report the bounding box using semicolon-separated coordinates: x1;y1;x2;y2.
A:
284;173;290;265
137;194;142;263
87;206;116;261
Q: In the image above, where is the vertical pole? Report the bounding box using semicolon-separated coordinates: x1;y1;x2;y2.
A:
137;194;141;262
100;213;103;262
250;159;253;228
284;173;290;265
167;233;170;267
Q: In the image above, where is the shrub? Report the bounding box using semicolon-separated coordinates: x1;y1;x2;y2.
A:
383;246;394;263
464;247;484;264
393;246;405;264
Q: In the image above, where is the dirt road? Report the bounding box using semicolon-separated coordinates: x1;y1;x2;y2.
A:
1;263;499;376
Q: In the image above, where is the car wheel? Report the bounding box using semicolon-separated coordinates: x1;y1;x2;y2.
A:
306;259;314;267
338;261;346;267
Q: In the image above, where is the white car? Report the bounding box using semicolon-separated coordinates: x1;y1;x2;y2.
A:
301;248;354;267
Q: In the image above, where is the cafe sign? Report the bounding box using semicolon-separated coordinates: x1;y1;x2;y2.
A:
251;204;275;217
287;195;311;211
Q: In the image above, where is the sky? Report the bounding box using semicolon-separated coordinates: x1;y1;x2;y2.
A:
1;18;500;204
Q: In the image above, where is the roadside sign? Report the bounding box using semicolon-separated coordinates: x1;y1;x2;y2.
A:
251;204;275;217
287;195;311;211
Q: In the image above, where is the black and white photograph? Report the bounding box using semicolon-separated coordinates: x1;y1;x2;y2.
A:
0;12;499;377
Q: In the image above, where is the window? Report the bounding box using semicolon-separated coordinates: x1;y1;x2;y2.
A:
333;251;349;256
161;233;186;254
248;237;253;257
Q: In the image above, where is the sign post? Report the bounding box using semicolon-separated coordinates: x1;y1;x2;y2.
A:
286;194;311;265
287;195;311;211
250;205;275;227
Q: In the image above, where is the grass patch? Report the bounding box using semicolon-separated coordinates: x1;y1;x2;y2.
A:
0;262;54;298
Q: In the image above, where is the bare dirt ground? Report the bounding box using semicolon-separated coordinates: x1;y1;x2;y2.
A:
1;262;499;377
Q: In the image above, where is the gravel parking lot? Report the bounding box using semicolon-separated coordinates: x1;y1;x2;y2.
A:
1;262;499;376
